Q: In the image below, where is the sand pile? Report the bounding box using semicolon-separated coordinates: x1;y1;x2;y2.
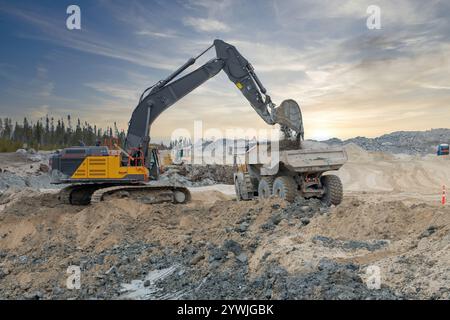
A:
337;145;450;193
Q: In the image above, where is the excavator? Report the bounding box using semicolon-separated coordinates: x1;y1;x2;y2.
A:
49;39;303;205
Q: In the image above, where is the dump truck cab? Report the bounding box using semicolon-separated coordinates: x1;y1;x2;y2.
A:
437;144;449;156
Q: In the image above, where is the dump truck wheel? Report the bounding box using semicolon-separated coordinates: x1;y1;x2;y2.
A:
272;176;297;202
321;174;343;206
258;177;274;199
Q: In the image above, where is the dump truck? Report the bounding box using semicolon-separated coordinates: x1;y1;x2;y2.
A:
234;144;347;205
234;101;347;206
437;144;449;156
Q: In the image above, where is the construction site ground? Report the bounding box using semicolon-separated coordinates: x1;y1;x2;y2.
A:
0;144;449;299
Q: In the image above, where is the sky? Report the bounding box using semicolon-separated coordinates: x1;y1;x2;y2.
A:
0;0;449;142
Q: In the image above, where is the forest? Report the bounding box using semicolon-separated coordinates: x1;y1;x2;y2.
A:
0;115;126;152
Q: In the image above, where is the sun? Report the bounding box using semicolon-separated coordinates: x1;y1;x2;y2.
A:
308;128;334;141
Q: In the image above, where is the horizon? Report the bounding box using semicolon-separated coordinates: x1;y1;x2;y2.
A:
3;113;450;146
1;1;449;141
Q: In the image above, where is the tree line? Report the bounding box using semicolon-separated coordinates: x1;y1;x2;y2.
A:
0;115;127;152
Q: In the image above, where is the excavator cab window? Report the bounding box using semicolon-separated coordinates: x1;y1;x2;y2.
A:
129;147;144;166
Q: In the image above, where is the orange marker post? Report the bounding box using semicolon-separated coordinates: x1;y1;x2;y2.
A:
442;185;446;205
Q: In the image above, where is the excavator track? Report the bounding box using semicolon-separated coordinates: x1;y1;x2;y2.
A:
58;183;191;205
58;185;75;205
91;184;191;204
58;183;115;205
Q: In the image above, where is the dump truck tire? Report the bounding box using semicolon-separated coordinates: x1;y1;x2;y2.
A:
321;174;343;206
272;176;297;202
258;177;274;199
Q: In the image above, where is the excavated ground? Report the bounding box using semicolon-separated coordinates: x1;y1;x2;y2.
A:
0;189;448;300
0;146;449;300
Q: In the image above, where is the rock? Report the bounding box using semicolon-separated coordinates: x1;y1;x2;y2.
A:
419;225;438;238
300;218;310;226
210;248;226;261
312;235;335;247
29;155;42;162
417;238;429;250
16;149;27;155
261;222;275;231
209;261;221;269
0;268;9;279
39;163;50;173
223;240;242;255
143;280;151;287
235;253;248;263
270;214;282;225
326;128;450;155
105;266;116;275
239;222;249;232
190;254;205;265
300;206;310;212
24;291;43;300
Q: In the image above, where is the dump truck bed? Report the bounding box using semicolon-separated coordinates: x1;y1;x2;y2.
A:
242;145;348;175
275;147;348;173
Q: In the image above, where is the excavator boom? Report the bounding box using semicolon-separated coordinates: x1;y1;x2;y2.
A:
125;39;303;165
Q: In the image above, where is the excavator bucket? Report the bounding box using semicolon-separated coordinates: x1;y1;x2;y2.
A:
274;99;304;138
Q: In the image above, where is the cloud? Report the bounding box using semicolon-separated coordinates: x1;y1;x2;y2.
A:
420;84;450;90
0;3;182;71
31;105;50;119
183;17;230;32
39;82;55;97
1;0;450;140
135;30;177;38
84;82;141;101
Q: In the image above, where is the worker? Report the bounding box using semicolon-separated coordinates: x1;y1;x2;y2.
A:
131;145;144;166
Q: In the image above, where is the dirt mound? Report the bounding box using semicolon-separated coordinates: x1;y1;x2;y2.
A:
159;164;235;187
176;164;235;185
337;150;450;193
1;190;448;300
343;143;395;163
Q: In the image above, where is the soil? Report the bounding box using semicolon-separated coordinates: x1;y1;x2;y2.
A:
0;147;449;300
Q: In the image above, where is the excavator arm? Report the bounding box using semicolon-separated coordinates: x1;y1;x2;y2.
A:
124;39;303;164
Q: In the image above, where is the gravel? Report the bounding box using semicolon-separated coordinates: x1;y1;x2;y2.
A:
322;128;450;155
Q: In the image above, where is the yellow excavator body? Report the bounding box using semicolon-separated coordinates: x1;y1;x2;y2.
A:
71;155;149;180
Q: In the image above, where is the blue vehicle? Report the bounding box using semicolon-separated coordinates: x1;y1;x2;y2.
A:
437;144;449;156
